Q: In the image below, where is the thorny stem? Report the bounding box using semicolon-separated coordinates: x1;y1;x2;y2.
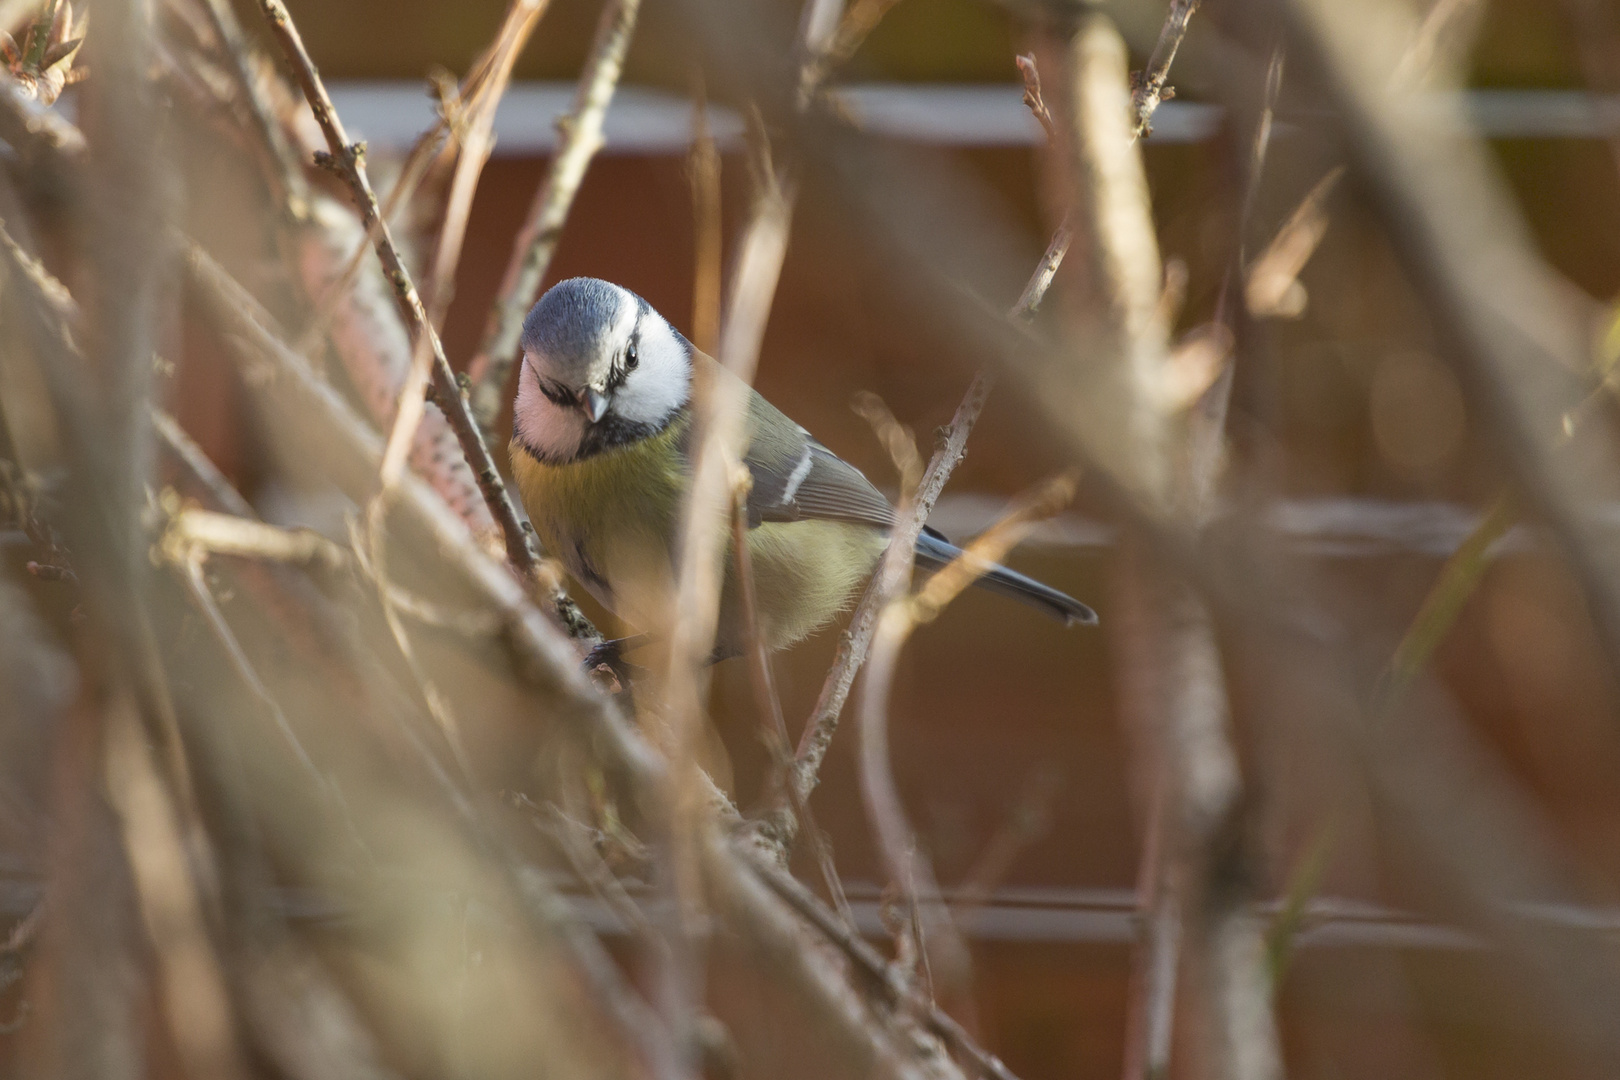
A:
466;0;643;445
254;0;598;641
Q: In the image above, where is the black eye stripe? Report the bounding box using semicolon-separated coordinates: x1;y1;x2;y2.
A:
539;381;575;406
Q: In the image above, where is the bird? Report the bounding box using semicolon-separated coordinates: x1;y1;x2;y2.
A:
507;277;1097;665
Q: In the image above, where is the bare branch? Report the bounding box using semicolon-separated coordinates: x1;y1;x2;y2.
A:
1052;13;1281;1080
688;84;724;357
1016;53;1057;142
1131;0;1203;141
253;0;591;636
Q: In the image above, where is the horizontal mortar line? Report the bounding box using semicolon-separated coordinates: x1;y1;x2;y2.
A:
927;493;1554;559
287;83;1620;154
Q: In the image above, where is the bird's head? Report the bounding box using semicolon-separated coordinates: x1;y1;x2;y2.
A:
512;278;692;463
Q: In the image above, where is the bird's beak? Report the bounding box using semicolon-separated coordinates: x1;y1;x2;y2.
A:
582;388;610;423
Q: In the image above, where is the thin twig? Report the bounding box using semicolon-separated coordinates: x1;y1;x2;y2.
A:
153;410;257;519
731;474;792;788
953;763;1062;925
466;0;643;442
688;81;723;357
1015;54;1057;141
1131;0;1202;141
162;503;504;637
253;0;590;636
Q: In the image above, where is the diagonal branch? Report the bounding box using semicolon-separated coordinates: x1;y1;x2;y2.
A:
253;0;596;639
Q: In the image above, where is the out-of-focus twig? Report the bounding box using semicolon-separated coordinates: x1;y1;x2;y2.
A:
1393;0;1487;89
153;410;257;519
174;554;324;783
1131;0;1202;141
688;83;723;357
654;153;797;1071
953;762;1062;924
1244;167;1342;319
1375;492;1517;713
254;0;589;637
729;423;851;926
1054;13;1282;1080
466;0;642;443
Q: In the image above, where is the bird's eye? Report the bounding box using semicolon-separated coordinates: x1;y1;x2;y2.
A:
624;343;639;370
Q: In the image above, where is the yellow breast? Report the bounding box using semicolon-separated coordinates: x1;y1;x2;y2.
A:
510;422;689;629
511;417;886;653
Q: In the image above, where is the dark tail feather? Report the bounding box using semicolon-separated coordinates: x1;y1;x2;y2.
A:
913;528;1098;627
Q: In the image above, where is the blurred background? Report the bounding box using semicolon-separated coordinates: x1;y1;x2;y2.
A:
5;0;1620;1077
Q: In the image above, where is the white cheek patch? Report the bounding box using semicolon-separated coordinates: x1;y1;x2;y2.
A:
612;315;691;426
513;358;588;462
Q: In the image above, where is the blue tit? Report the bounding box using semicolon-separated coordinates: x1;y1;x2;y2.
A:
508;277;1097;659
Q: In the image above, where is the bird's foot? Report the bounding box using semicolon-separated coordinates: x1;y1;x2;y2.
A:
582;634;650;690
